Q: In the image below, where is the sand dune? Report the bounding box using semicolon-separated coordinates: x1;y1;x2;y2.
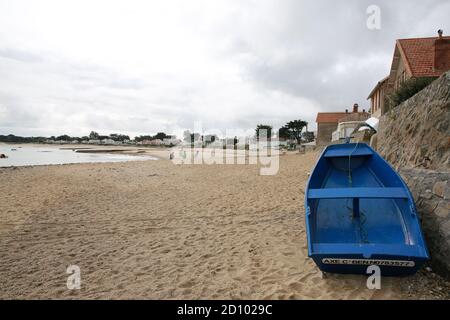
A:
0;152;448;299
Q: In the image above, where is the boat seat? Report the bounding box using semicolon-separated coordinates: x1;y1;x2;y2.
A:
307;187;408;199
323;147;373;158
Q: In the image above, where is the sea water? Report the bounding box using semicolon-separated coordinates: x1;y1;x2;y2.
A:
0;144;157;167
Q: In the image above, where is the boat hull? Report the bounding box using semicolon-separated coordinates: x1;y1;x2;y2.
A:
305;143;429;276
311;254;427;276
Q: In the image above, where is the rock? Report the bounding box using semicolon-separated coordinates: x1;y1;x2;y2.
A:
445;183;450;200
425;267;432;272
433;181;447;198
401;169;450;276
423;189;433;200
434;200;450;218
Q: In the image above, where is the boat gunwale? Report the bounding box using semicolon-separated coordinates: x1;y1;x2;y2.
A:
304;143;430;262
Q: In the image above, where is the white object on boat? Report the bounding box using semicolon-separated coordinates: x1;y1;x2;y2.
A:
358;117;379;132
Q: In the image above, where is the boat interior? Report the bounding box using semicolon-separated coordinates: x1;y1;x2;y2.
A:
306;144;424;249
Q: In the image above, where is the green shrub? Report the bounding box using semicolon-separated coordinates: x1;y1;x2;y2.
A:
385;77;436;112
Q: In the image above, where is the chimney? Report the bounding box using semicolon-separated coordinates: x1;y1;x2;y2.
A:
434;29;450;72
352;103;359;113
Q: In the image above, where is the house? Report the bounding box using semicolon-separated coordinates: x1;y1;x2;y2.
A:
316;104;370;145
162;137;181;146
101;138;115;145
367;76;389;118
368;30;450;117
137;139;162;146
331;121;368;142
148;139;163;146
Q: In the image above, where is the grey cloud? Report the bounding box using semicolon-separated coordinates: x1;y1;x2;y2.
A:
214;0;450;110
1;0;450;137
0;47;44;63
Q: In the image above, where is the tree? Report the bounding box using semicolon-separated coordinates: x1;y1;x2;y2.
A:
255;124;272;140
279;120;308;144
302;131;315;143
278;126;294;140
153;132;169;141
56;134;71;141
183;130;191;143
110;133;130;141
135;135;152;142
89;131;99;140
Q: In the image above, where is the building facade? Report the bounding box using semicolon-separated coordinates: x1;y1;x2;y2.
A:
368;31;450;117
316;104;370;145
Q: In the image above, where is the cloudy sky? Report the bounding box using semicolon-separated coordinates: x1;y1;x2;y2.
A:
0;0;449;138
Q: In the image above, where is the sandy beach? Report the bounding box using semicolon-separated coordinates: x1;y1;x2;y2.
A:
0;150;449;299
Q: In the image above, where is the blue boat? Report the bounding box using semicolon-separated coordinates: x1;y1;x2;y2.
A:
305;143;429;276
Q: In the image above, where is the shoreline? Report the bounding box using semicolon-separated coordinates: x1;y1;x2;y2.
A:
0;143;168;167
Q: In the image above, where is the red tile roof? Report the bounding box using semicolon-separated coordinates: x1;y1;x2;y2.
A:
316;112;370;123
397;36;450;77
316;112;348;123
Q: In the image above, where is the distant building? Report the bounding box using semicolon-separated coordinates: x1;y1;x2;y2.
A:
138;139;163;146
368;30;450;117
162;137;181;146
101;139;115;145
316;104;370;145
149;139;163;146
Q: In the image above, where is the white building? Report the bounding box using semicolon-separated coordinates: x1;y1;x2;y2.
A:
331;121;366;142
163;137;181;146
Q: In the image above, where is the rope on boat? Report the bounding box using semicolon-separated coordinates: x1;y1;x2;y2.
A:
348;142;359;186
359;210;369;244
346;142;369;243
346;201;369;244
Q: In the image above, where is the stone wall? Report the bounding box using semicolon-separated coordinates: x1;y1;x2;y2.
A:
317;123;338;145
378;71;450;276
401;169;450;274
378;71;450;171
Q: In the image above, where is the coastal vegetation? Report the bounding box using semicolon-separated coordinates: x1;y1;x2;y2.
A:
0;135;48;143
385;77;436;112
0;132;160;144
1;118;314;146
279;120;308;144
255;124;273;140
